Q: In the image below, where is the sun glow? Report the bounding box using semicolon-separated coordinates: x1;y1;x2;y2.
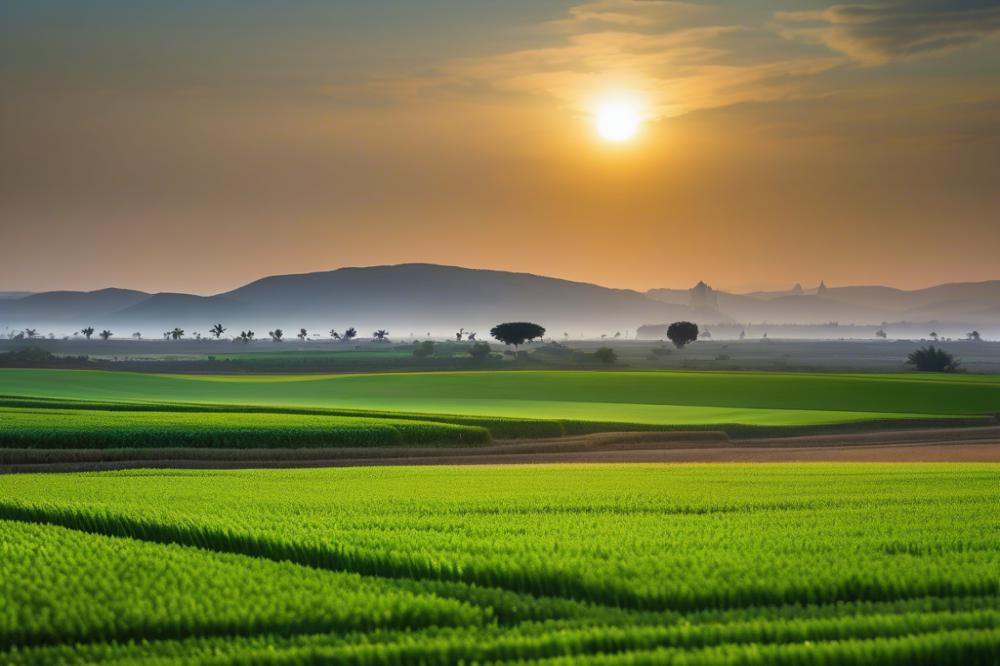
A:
594;99;642;142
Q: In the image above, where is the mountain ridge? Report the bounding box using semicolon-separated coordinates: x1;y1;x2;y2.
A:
1;264;999;335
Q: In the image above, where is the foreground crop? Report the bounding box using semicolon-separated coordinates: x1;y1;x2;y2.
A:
2;464;998;664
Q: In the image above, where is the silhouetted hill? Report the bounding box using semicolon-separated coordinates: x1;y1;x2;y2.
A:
647;281;1000;325
0;265;692;335
2;266;998;336
0;288;149;323
220;264;693;333
112;293;247;324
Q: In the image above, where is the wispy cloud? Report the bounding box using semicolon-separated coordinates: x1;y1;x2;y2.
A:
351;0;844;119
775;1;1000;65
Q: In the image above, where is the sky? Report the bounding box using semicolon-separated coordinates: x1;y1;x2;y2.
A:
2;0;999;295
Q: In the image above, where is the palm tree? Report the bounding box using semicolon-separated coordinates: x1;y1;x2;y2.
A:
456;328;465;342
343;327;357;342
210;323;226;339
467;332;477;341
81;326;95;340
269;329;284;342
330;329;341;340
372;329;389;342
170;328;184;340
297;328;307;341
24;328;38;339
132;332;142;340
99;330;113;341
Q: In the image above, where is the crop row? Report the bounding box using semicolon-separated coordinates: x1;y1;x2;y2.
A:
3;466;998;612
3;516;999;664
0;406;490;448
0;519;486;650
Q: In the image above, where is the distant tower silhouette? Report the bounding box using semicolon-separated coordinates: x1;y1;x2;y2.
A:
817;280;828;296
792;283;803;295
690;281;718;310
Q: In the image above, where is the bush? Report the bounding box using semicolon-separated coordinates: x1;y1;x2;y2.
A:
594;347;617;364
413;340;436;358
468;342;492;360
906;345;960;373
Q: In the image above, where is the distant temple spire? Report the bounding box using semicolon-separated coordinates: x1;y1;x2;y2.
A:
689;280;718;310
817;280;828;296
792;283;803;295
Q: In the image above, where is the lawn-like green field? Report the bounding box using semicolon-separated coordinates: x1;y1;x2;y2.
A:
2;464;998;664
2;369;998;430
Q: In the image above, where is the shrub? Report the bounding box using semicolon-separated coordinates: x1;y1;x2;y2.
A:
906;345;960;373
468;342;492;360
413;340;436;358
594;347;617;364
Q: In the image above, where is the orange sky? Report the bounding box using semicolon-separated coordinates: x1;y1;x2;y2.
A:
2;1;999;294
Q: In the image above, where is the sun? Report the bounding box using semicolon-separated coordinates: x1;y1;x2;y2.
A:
594;100;642;142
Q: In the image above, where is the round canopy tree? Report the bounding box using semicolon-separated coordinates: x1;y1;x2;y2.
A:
666;321;699;349
490;322;546;347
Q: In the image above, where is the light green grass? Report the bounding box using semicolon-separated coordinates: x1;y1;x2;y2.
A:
1;464;998;664
2;369;997;428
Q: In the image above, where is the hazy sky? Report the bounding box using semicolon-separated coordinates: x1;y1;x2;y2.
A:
2;1;999;294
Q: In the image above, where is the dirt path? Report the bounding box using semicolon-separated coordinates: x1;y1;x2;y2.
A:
4;426;1000;473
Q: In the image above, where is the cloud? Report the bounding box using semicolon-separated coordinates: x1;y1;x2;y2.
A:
775;1;1000;65
353;2;844;119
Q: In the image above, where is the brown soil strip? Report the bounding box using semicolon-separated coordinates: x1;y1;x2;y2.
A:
3;427;1000;473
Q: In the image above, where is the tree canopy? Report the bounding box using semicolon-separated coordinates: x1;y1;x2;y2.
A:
490;322;545;347
666;321;699;349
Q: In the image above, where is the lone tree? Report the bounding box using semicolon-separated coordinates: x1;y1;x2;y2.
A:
594;347;617;364
666;321;699;349
298;328;308;341
99;330;113;341
170;328;185;340
269;329;284;342
967;331;982;342
343;327;357;342
906;345;960;373
210;323;226;339
81;326;95;340
372;329;389;342
490;322;545;348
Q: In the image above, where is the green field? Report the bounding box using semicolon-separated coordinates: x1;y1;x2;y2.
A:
2;464;998;664
2;369;998;432
0;406;488;449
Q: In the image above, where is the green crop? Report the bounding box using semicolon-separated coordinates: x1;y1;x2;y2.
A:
2;368;998;428
2;464;998;664
0;406;490;448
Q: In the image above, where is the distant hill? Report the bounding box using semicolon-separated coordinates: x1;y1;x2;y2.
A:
0;288;149;324
647;281;1000;326
0;264;693;336
2;266;998;337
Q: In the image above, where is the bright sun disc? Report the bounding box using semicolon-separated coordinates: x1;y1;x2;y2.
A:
595;101;641;142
